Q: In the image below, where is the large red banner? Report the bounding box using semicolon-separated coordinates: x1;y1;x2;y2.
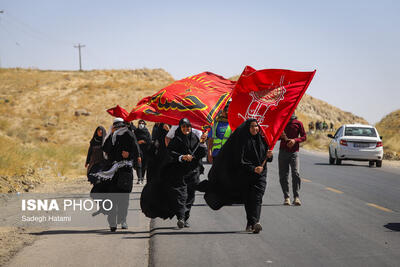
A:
123;72;235;129
228;66;316;148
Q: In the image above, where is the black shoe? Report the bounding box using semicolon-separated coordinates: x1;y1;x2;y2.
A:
177;220;184;229
245;223;253;232
253;222;262;234
184;221;190;228
110;227;117;232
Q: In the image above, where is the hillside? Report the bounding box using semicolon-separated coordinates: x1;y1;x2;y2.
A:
375;109;400;160
0;68;382;192
0;68;174;192
295;95;369;152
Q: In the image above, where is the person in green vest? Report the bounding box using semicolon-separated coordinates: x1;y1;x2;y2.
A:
207;102;232;164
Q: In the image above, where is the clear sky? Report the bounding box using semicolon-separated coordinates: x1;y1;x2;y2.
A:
1;0;399;124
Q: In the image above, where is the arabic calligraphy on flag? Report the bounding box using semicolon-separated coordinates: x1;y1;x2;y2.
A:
123;72;235;129
228;66;316;148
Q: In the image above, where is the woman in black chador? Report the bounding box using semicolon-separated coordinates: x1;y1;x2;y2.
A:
85;126;106;175
134;119;151;184
90;118;141;232
199;118;273;233
166;118;207;228
146;122;170;183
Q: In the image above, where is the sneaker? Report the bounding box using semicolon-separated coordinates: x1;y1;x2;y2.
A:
253;222;262;234
283;198;291;206
121;222;128;229
110;226;117;232
245;223;253;232
177;220;184;229
184;221;190;228
293;197;301;206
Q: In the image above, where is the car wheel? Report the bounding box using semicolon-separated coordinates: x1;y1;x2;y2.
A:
376;160;382;168
329;151;335;165
335;151;342;165
369;161;375;167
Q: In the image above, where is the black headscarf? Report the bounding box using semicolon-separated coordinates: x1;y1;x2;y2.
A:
134;123;151;142
174;124;193;152
90;126;106;146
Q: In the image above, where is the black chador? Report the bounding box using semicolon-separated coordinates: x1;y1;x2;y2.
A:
86;126;109;206
198;119;272;231
140;119;206;227
89;120;140;231
134;120;151;182
147;123;170;183
86;126;106;176
166;120;206;225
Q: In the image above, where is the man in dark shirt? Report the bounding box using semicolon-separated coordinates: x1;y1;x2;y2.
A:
279;113;306;206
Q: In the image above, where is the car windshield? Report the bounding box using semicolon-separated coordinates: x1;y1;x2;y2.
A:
344;127;377;137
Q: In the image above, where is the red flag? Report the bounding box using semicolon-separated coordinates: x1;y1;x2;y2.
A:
228;66;316;148
124;72;234;129
106;105;129;120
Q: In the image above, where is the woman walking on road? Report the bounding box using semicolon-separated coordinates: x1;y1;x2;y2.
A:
85;126;106;175
165;118;207;228
199;118;273;233
134;119;151;184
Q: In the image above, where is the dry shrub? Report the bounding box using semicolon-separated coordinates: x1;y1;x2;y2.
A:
0;119;10;131
0;134;86;177
302;133;331;151
0;136;33;175
32;144;87;176
375;109;400;156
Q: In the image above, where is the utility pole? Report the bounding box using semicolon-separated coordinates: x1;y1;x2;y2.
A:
73;43;85;71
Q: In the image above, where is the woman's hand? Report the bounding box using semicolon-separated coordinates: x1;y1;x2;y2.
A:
254;166;264;174
163;124;170;131
182;154;193;162
267;150;273;158
138;140;146;145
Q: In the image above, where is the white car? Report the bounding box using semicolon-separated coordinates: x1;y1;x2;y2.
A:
328;124;383;167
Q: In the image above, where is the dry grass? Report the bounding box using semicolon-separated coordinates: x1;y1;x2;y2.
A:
0;68;173;192
375;109;400;159
301;132;331;152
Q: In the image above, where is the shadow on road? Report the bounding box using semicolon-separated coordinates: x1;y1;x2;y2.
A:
31;229;150;236
146;230;244;237
384;223;400;232
30;226;177;237
314;162;370;168
191;203;284;207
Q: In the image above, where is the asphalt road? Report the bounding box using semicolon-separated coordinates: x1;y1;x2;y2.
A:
150;149;400;267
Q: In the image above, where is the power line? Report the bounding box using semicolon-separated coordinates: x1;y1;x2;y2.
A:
0;10;3;68
5;11;72;46
74;43;85;71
